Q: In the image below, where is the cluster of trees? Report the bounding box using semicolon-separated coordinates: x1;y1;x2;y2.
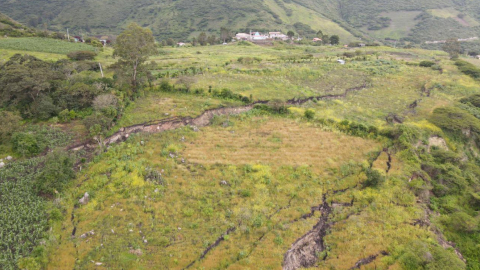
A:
158;26;342;47
0;54;112;120
0;23;158;152
443;38;462;59
315;30;340;45
285;29;340;45
160;27;232;47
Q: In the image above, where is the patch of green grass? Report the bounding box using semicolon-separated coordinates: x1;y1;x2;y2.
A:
0;37;97;55
364;11;422;40
114;91;243;131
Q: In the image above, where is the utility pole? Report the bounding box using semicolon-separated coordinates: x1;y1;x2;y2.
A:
98;63;104;78
67;28;70;41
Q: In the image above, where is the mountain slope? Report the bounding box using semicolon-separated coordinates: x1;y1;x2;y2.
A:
0;12;37;37
1;0;480;44
0;0;356;42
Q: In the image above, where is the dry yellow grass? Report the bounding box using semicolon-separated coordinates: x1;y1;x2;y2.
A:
185;117;381;173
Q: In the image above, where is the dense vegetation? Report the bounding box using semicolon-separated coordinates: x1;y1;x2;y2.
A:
0;13;37;37
2;0;480;44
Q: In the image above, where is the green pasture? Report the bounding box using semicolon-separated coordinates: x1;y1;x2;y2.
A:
0;37;97;55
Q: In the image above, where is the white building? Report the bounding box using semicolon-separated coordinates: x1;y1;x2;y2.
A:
252;32;268;41
269;32;289;40
235;33;251;41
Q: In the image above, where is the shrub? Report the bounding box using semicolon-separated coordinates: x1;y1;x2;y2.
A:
429;106;480;134
442;212;479;233
12;132;40;156
0;111;22;142
34;150;75;195
83;113;113;134
460;94;480;108
67;50;97;61
304;109;315;119
274;236;284;245
363;168;385;188
268;99;288;114
58;109;71;123
159;80;174;92
455;60;480;79
239;189;252;197
93;94;118;112
30;95;59;120
419;60;435;67
238;57;254;64
237;41;253;46
343;52;356;58
398;241;465;270
16;257;41;270
220;88;235;99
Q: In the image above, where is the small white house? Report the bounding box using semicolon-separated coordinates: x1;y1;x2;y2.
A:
235;33;251;41
252;32;267;41
177;42;186;47
269;32;288;40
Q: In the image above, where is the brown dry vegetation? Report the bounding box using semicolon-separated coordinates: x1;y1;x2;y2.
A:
185;117;380;173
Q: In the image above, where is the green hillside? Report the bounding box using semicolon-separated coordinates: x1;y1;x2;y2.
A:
0;0;356;42
2;32;480;269
0;13;37;37
3;0;480;44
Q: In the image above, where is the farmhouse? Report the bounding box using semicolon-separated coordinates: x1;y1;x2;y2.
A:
269;32;289;40
312;38;322;42
235;31;290;42
235;33;251;41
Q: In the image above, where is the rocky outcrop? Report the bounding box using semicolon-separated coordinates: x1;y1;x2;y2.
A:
79;192;89;205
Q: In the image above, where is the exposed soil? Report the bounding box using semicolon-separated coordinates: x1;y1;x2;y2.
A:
349;251;388;269
183;227;237;269
61;84;370;268
283;194;331;270
385;150;392;173
67;83;369;152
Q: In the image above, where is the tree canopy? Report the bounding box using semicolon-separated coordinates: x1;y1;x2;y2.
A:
114;23;156;91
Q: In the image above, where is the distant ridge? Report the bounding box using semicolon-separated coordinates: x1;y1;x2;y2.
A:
1;0;480;44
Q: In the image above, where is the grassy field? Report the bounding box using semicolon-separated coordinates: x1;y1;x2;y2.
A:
44;110;466;269
137;43;475;127
44;114;386;269
115;92;243;130
364;11;422;40
0;48;67;61
3;39;480;269
0;37;97;54
429;8;480;27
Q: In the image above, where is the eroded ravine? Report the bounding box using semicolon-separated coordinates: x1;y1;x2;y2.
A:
67;82;368;152
283;194;332;270
65;84;372;268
